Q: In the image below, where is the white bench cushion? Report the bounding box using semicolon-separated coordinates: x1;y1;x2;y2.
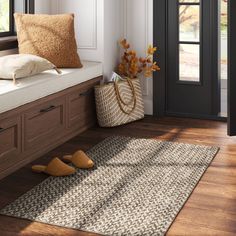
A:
0;61;103;113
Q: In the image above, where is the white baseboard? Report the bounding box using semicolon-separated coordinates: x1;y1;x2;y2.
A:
221;79;227;89
143;97;153;115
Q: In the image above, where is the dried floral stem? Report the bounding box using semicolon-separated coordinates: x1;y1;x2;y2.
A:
118;39;160;79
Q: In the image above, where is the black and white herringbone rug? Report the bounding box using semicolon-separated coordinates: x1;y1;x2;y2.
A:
0;136;219;236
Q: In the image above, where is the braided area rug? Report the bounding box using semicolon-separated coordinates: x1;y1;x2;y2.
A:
0;136;219;236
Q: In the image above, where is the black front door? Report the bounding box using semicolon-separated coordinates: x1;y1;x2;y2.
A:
166;0;220;117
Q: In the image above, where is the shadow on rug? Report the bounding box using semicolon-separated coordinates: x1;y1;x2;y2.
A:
0;136;219;236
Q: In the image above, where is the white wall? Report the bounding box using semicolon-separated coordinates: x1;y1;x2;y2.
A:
53;0;104;63
121;0;154;115
48;0;154;114
103;0;122;81
52;0;122;81
1;1;154;114
35;0;52;14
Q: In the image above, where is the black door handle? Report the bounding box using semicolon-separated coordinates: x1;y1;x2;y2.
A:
79;89;92;97
40;105;56;113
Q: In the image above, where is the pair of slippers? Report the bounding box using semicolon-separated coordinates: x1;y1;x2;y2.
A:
32;150;94;177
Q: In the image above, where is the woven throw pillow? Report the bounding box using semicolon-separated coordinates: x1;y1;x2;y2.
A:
0;54;61;84
14;13;83;68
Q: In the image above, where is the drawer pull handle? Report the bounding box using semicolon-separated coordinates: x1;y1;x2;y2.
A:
0;127;4;133
79;89;92;97
40;105;56;113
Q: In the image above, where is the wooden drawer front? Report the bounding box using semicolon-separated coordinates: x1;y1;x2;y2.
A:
0;117;22;171
24;97;66;151
68;86;96;129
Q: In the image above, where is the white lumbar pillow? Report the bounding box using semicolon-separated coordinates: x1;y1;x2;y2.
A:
0;54;61;84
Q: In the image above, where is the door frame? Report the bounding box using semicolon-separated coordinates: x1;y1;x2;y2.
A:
153;0;167;117
153;0;224;120
228;0;236;135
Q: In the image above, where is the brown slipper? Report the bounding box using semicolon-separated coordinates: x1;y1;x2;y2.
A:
32;157;76;177
63;150;94;169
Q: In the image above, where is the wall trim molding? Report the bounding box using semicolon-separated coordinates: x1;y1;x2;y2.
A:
123;0;150;50
54;0;98;50
122;0;153;108
122;0;128;39
51;0;59;13
145;0;149;53
77;0;97;50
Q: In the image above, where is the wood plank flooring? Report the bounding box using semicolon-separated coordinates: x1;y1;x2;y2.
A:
0;117;236;236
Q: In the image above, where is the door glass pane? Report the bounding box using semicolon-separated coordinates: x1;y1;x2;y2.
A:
179;5;200;42
221;0;227;81
0;0;10;33
179;44;200;82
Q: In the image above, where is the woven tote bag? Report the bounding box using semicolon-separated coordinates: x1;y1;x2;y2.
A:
95;78;144;127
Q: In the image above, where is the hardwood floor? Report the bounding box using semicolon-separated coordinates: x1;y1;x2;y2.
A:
0;116;236;236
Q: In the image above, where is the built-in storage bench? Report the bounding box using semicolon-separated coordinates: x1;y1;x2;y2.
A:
0;116;22;173
0;61;102;179
67;82;96;130
24;96;66;152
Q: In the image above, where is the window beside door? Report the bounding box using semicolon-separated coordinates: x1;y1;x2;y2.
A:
0;0;34;51
0;0;12;36
179;0;200;82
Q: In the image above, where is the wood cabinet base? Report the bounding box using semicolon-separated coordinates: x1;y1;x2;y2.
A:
0;76;102;180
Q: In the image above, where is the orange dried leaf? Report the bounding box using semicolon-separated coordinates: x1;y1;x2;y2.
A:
147;45;157;55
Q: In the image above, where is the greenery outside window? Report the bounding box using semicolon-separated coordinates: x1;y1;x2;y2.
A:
0;0;13;37
0;0;34;50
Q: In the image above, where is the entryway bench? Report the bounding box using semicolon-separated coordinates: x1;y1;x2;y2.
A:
0;61;103;179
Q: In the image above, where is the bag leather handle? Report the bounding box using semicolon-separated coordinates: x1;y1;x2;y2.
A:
114;78;137;115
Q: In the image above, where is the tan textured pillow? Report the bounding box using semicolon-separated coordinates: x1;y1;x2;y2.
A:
0;54;61;84
14;13;83;68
